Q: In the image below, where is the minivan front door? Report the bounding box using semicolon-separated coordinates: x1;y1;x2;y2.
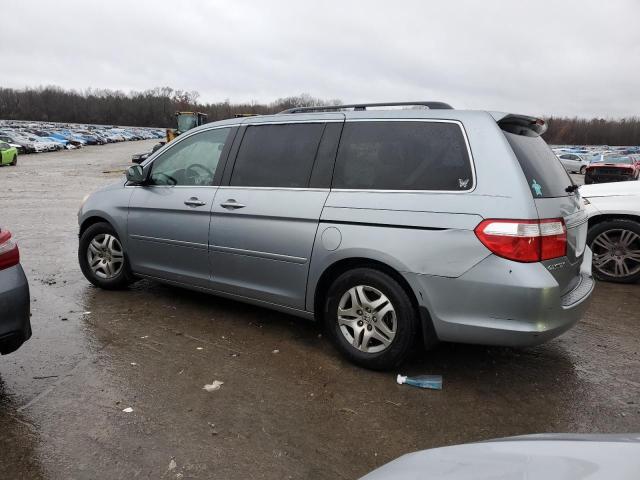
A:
127;127;234;287
209;120;343;309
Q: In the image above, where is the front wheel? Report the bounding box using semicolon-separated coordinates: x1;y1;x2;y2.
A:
323;268;418;370
580;165;586;175
79;222;135;289
588;219;640;284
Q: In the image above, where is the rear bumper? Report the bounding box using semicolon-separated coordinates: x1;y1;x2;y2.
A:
406;249;594;347
0;265;31;354
585;171;635;183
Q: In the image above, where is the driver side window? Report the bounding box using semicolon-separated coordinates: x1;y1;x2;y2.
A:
149;128;231;186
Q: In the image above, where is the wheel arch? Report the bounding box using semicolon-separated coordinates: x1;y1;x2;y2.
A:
79;214;127;248
312;257;437;349
79;215;113;236
588;213;640;230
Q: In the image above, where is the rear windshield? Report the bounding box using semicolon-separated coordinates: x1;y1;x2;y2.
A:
504;131;571;198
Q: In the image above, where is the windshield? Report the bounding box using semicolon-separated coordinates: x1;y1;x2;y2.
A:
177;114;198;132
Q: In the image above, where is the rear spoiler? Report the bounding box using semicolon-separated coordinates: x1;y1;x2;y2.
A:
490;112;547;137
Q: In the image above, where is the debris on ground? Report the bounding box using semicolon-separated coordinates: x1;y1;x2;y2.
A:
122;407;134;413
272;349;280;354
396;374;442;390
196;347;204;351
130;362;137;366
168;458;177;471
203;380;224;392
339;407;358;415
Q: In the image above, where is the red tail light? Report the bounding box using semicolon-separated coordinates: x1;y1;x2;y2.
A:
474;218;567;263
0;230;20;270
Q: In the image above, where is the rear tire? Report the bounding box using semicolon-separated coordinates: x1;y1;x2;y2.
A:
79;222;135;289
588;219;640;284
323;268;418;370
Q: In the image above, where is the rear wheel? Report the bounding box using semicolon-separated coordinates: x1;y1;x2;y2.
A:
324;268;418;370
588;219;640;284
79;222;135;289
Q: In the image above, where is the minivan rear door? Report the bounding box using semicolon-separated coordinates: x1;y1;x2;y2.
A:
209;117;344;310
501;118;589;295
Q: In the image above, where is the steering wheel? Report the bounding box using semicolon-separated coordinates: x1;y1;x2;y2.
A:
185;163;214;185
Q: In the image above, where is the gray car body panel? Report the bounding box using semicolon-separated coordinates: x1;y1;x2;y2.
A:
0;264;31;354
360;434;640;480
78;108;593;348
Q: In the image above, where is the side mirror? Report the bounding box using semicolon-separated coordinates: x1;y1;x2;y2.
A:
126;164;145;184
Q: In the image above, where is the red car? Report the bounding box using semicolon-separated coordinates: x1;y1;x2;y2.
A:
584;154;640;184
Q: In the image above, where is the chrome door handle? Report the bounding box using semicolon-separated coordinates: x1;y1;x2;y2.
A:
220;199;246;210
184;197;206;207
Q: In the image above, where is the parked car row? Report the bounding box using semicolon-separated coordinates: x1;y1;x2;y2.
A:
0;120;164;158
553;145;640;184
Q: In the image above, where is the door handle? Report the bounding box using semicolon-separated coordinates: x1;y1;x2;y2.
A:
184;197;206;207
220;199;246;210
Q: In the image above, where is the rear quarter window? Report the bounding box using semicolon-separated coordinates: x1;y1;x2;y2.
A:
504;131;572;198
332;121;473;191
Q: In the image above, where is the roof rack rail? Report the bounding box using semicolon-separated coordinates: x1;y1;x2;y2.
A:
279;101;453;114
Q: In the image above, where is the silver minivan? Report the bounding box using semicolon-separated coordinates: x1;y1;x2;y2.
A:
78;102;594;369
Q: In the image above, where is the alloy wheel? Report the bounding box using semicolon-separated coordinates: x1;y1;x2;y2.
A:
591;229;640;279
337;285;397;353
87;233;124;279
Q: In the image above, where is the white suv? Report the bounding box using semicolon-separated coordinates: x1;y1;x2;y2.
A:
581;181;640;283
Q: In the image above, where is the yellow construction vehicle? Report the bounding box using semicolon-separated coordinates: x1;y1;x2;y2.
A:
167;111;208;142
132;111;208;162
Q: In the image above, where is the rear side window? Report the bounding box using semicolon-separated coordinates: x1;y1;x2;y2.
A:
504;131;571;198
230;123;325;188
332;121;473;191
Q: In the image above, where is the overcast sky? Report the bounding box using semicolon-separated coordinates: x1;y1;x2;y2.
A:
2;0;638;117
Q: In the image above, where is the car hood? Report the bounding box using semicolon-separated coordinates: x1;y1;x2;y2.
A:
361;434;640;480
580;181;640;198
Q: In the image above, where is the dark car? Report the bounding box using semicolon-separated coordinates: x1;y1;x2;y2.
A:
585;154;640;184
0;228;31;355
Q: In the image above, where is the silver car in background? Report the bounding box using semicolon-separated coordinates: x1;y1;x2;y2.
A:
78;102;594;369
557;152;590;174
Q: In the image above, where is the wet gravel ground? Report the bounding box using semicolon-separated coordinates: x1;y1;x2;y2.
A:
0;141;639;479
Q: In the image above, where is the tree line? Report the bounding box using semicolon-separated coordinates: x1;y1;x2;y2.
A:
0;85;638;145
0;86;338;129
542;116;640;146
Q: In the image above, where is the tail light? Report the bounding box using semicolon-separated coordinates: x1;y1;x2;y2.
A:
474;218;567;263
0;230;20;270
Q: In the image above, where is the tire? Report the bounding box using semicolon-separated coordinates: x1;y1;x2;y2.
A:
10;155;17;166
79;222;135;289
323;268;418;370
588;218;640;284
580;165;586;175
